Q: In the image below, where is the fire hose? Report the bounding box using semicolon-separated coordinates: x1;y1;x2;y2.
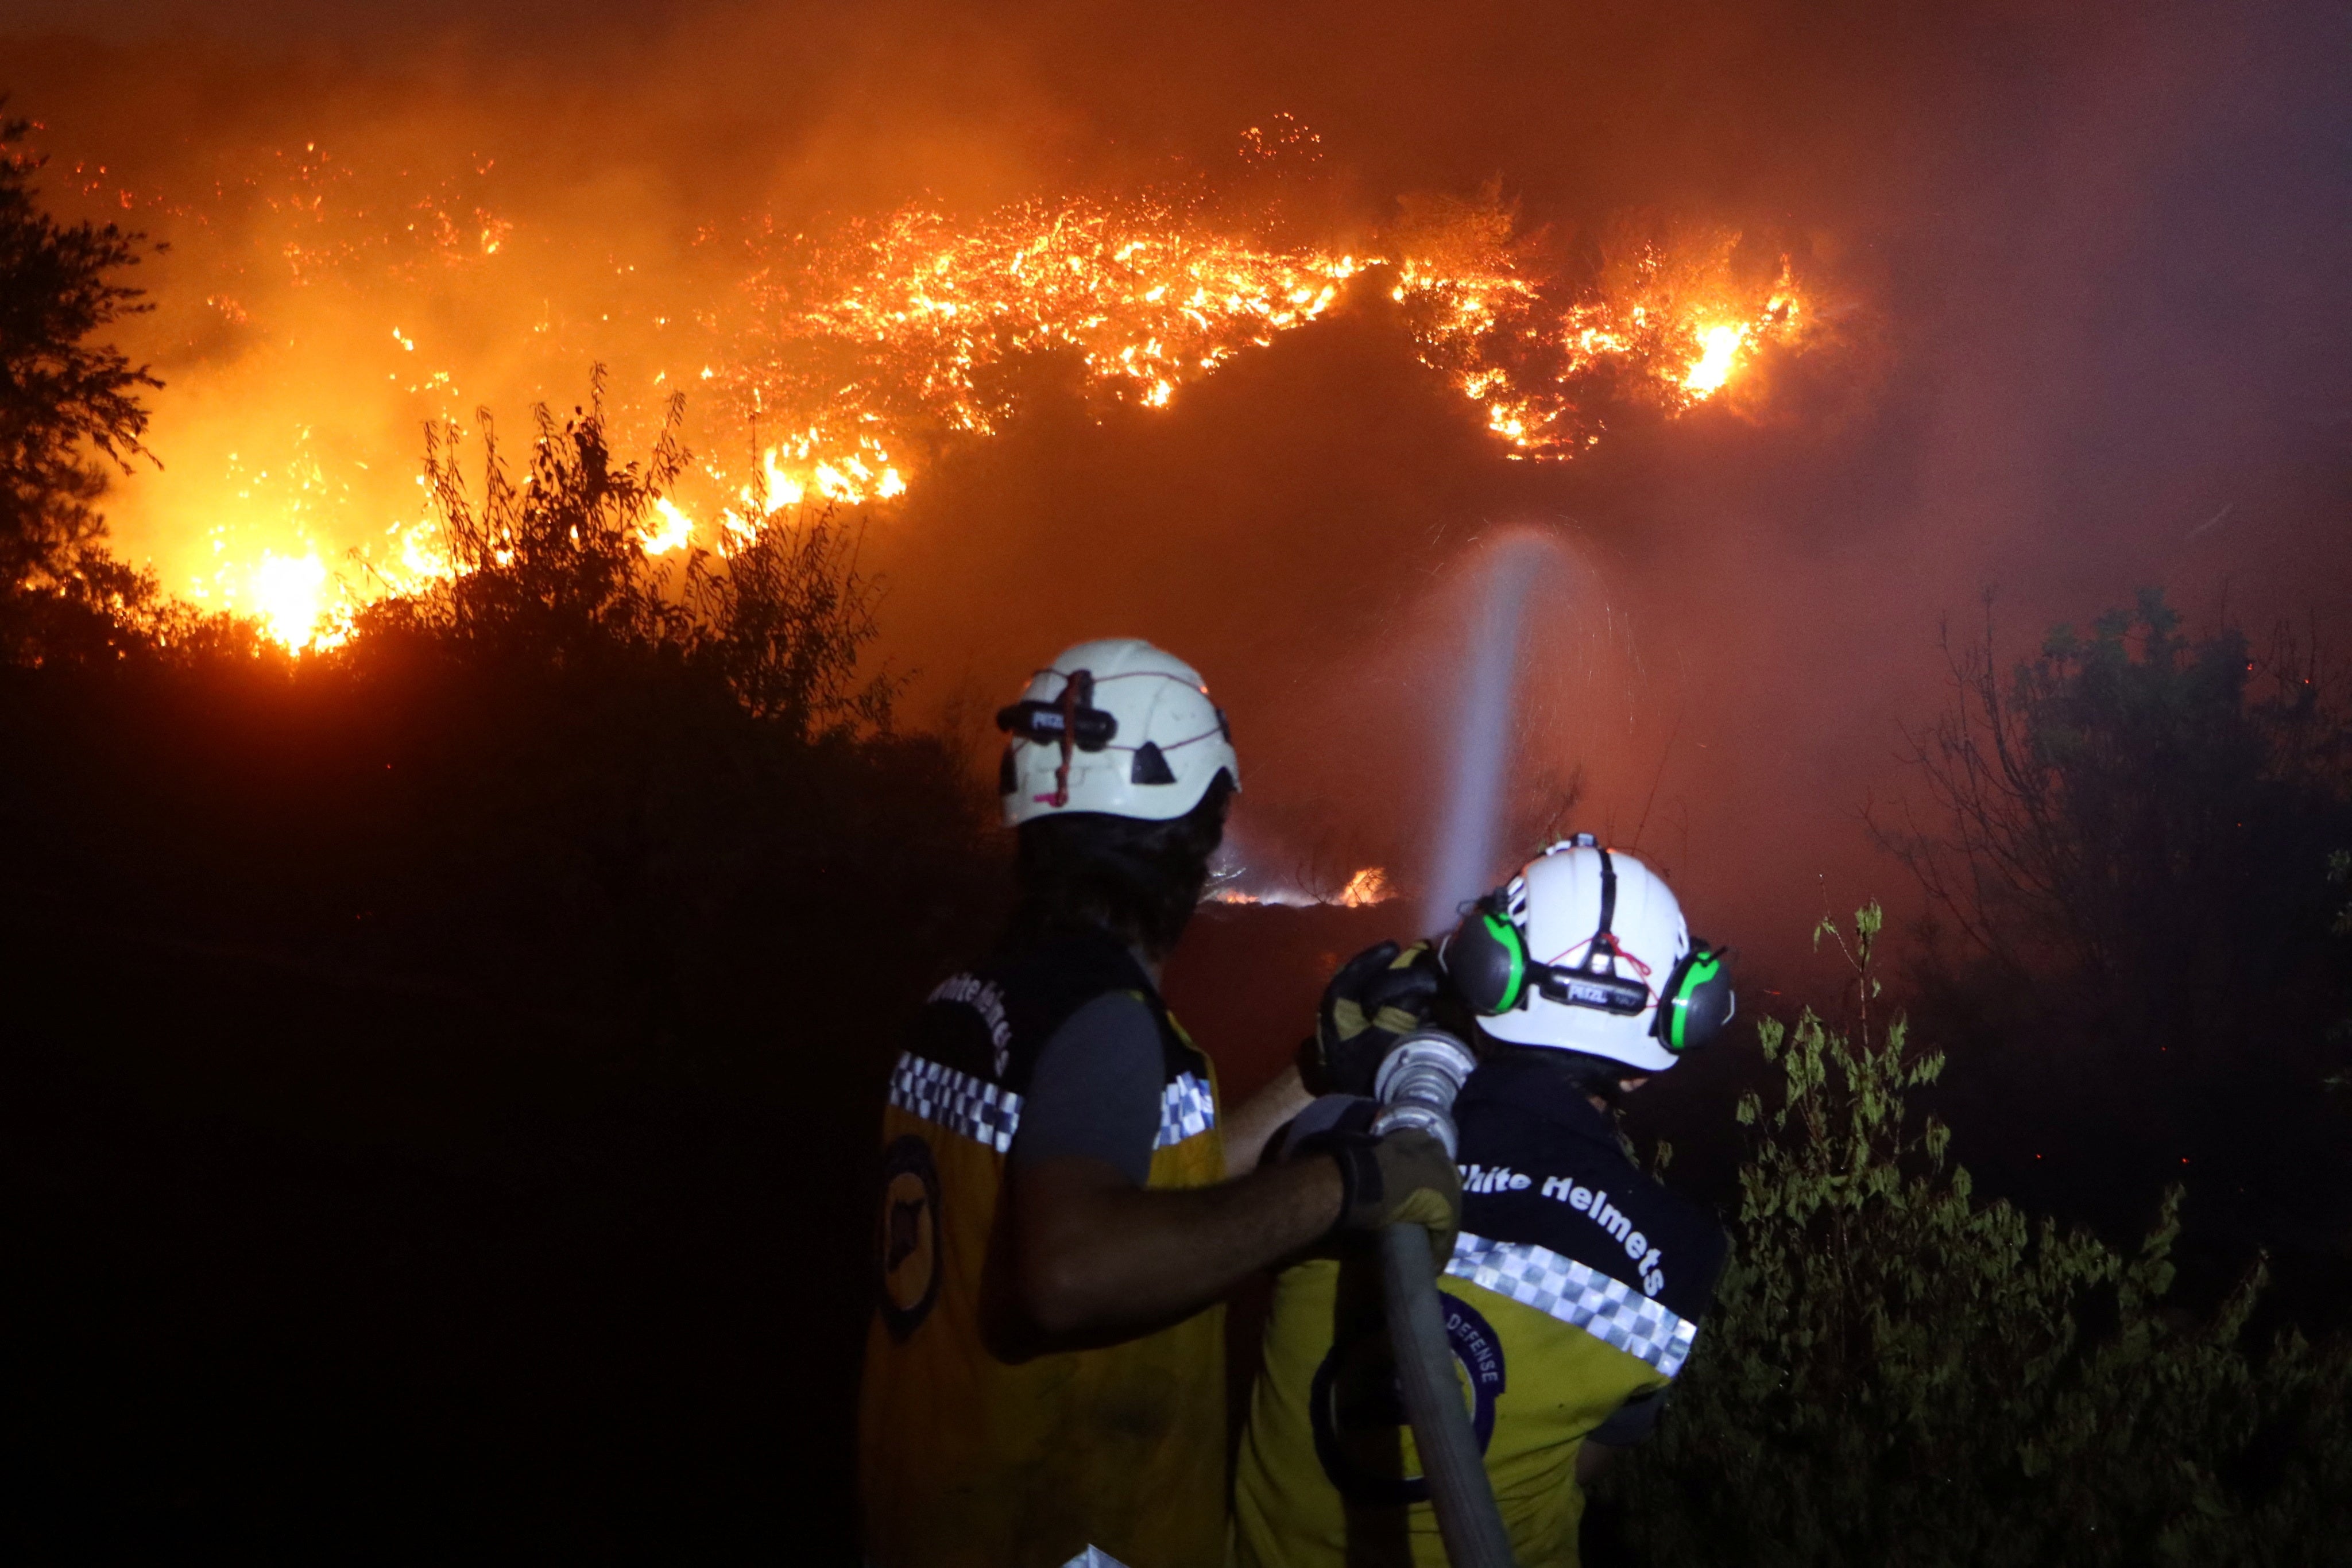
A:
1371;1032;1519;1568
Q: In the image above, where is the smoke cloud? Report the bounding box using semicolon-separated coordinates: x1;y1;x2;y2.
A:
8;0;2349;970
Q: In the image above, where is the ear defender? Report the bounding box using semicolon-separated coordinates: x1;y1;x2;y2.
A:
1653;943;1735;1053
1444;872;1735;1051
1444;897;1530;1016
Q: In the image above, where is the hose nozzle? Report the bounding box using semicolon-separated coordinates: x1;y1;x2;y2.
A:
1371;1029;1477;1159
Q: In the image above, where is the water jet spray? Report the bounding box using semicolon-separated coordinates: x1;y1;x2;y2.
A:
1419;533;1555;935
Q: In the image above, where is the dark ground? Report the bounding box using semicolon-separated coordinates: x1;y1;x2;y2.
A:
2;918;848;1561
0;636;993;1562
0;896;1378;1560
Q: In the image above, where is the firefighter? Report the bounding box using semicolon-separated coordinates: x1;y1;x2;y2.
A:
1233;835;1736;1568
858;637;1460;1568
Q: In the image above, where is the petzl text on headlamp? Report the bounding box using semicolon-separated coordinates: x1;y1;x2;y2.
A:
1447;908;1654;1018
1535;967;1650;1014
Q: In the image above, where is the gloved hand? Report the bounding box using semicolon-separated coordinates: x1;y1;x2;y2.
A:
1306;940;1442;1097
1326;1128;1463;1266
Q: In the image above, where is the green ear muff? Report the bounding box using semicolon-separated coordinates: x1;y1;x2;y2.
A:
1447;867;1735;1051
1444;900;1530;1015
1483;909;1527;1013
1654;945;1734;1053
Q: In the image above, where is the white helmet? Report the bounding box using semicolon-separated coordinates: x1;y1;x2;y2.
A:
996;638;1240;826
1439;837;1733;1074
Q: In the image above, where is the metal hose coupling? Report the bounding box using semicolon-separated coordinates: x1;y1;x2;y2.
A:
1371;1029;1478;1156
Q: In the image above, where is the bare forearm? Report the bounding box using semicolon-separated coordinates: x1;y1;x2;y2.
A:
1017;1155;1343;1336
1221;1064;1314;1177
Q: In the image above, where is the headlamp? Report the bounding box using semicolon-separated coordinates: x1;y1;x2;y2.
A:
1530;966;1650;1015
995;698;1117;751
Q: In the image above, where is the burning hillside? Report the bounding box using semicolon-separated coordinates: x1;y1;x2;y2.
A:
29;120;1816;649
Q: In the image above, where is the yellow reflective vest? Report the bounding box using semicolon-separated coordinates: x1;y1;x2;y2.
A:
1233;1055;1726;1568
858;927;1228;1568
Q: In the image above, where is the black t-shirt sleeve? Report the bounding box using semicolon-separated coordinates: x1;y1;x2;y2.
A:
1588;1387;1667;1447
1008;990;1163;1184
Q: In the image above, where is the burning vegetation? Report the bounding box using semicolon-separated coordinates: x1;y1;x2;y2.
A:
22;117;1817;652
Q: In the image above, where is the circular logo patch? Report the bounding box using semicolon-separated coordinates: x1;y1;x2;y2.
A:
1310;1290;1506;1507
876;1134;942;1339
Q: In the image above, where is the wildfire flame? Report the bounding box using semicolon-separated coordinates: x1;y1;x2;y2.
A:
735;200;1363;431
192;548;348;651
249;551;331;646
1209;865;1394;908
641;498;694;556
1395;223;1804;456
1333;866;1393;908
51;127;1817;651
1684;324;1747;394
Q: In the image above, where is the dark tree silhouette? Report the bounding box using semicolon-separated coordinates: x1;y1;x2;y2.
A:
0;106;160;622
1875;589;2350;1066
1865;589;2352;1271
390;367;693;655
694;505;897;740
0;374;991;1559
376;369;896;738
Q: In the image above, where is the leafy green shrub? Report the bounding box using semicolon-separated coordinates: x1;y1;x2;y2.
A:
1608;905;2352;1567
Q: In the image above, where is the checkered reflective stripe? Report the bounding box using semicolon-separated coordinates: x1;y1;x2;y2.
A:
1153;1073;1217;1149
887;1052;1024;1153
1445;1232;1700;1379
